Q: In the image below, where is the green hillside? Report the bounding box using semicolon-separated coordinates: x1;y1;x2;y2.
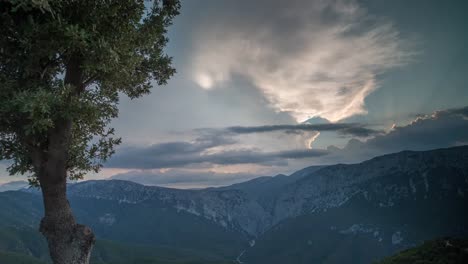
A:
91;240;234;264
0;251;46;264
376;238;468;264
0;190;247;261
0;227;234;264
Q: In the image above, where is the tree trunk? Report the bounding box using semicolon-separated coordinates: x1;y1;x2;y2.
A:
37;115;95;264
39;169;95;264
31;55;95;264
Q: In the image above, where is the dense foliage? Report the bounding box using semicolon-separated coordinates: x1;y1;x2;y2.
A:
0;0;180;183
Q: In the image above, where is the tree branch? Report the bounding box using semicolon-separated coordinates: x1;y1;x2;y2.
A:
83;74;98;88
64;55;85;95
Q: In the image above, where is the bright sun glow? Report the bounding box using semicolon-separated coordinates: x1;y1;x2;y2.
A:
195;73;214;89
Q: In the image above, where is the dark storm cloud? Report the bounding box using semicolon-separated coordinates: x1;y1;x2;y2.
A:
369;106;468;150
331;106;468;161
106;136;328;169
105;106;468;175
106;121;381;170
226;123;383;137
105;119;397;170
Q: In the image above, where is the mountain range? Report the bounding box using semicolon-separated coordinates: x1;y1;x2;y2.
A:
0;145;467;263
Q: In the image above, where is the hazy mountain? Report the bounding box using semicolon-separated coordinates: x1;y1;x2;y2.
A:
242;146;468;263
217;165;324;199
0;181;28;192
0;146;466;263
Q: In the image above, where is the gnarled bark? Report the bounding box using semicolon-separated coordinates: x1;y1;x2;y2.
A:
38;153;95;264
36;90;95;264
39;178;95;264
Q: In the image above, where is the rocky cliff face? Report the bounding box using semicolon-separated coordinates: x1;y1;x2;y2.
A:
66;146;468;237
271;146;468;224
68;180;271;236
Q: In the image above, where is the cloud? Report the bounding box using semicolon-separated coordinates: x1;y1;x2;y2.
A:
107;111;426;171
329;106;468;162
106;135;328;169
368;106;468;150
106;120;382;170
191;0;410;122
225;123;383;138
105;106;468;187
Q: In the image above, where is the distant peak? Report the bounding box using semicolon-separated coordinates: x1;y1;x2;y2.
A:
302;116;331;125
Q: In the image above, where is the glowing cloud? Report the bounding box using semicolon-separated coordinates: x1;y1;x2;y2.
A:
192;0;410;122
307;132;321;149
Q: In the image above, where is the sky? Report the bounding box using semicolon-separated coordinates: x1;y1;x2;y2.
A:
1;0;468;188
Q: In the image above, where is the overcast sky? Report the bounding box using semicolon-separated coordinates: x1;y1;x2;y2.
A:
1;0;467;188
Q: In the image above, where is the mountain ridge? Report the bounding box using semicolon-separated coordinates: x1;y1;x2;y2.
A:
1;145;466;263
58;145;468;236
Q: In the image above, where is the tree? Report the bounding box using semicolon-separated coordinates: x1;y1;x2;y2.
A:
0;0;180;263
